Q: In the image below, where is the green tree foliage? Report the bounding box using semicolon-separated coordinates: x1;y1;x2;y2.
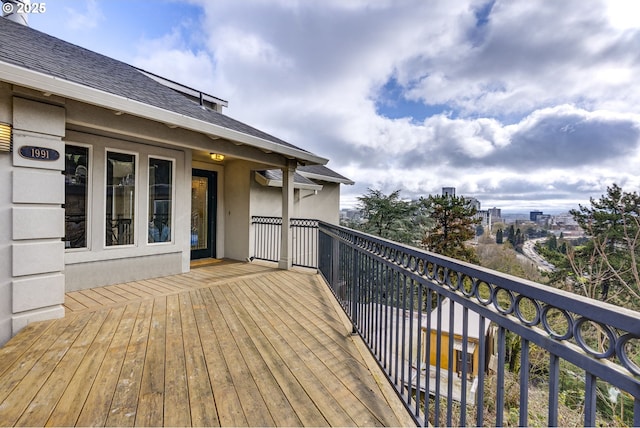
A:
567;184;640;309
507;225;515;245
496;228;504;244
355;188;430;245
421;194;480;264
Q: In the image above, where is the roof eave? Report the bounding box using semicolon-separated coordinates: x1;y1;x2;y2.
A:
0;61;328;166
298;171;355;185
255;171;323;191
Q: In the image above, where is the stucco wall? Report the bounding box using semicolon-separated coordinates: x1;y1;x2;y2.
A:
224;160;252;260
9;95;66;341
62;129;188;289
0;153;11;345
250;174;342;224
0;82;11;344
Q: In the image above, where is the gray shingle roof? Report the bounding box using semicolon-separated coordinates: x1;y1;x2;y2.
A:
258;170;319;187
0;18;312;156
298;165;354;184
259;165;354;187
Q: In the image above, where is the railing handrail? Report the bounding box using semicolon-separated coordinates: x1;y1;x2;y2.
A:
251;216;319;268
317;220;640;426
319;221;640;332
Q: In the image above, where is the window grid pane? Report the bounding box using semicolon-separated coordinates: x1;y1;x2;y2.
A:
64;145;89;249
148;158;173;243
106;151;135;246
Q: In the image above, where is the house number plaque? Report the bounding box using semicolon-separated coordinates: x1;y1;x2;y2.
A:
19;146;60;161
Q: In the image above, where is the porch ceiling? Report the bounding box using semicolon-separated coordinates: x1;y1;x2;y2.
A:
0;261;413;427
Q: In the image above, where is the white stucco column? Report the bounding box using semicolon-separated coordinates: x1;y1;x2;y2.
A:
278;160;296;270
10;97;66;336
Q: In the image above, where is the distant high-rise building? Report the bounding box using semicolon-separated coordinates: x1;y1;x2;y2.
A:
488;207;502;221
530;211;544;221
476;210;492;230
442;187;456;197
466;197;481;211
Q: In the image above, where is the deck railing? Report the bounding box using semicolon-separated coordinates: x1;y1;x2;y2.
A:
317;221;640;427
251;216;318;268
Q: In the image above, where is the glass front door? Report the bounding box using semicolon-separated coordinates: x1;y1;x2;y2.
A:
191;169;217;259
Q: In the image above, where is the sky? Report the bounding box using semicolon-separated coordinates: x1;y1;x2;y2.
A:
25;0;640;213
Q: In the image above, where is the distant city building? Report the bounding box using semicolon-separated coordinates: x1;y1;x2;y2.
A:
488;207;502;223
530;211;544;221
476;210;492;231
442;187;456;198
551;213;578;228
340;209;362;223
466;197;481;211
535;214;552;226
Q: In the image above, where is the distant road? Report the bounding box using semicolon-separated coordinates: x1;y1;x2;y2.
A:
522;238;555;272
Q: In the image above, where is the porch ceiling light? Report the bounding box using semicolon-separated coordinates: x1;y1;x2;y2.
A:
210;153;225;161
0;123;11;152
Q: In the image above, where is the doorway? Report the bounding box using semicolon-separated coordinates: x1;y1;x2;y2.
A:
190;169;217;260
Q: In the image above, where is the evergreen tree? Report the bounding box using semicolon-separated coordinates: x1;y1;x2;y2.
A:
496;228;504;244
355;188;430;245
507;225;516;246
515;228;524;248
421;194;480;264
567;184;640;310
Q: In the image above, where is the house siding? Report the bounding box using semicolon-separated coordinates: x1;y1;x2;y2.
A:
250;175;342;224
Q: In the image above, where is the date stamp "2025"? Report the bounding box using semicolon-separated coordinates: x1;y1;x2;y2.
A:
2;2;46;15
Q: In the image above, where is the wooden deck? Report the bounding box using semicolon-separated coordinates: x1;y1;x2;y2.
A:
0;261;414;427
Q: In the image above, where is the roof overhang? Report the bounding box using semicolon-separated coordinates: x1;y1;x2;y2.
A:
298;170;355;185
0;61;328;166
255;171;323;191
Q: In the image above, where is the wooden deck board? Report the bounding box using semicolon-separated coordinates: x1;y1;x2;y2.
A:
0;262;415;427
46;305;128;427
178;292;219;427
163;294;190;427
105;301;153;427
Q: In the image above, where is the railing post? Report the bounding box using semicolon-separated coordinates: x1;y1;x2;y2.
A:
351;241;359;335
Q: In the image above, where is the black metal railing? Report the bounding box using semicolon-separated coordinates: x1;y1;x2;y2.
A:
251;216;318;268
317;221;640;427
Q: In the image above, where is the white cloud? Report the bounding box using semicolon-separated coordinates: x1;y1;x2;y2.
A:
124;0;640;211
65;0;103;30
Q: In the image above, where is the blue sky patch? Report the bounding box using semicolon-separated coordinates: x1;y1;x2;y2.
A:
375;77;454;122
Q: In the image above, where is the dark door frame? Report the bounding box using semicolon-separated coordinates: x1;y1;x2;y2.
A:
190;169;217;260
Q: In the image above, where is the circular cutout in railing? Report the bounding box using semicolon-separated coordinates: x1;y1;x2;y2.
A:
401;253;410;268
515;295;541;326
616;334;640;377
445;269;458;290
573;318;616;359
426;262;436;279
476;281;493;305
461;275;475;297
541;306;574;341
493;288;515;315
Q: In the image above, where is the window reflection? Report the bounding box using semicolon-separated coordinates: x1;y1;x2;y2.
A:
148;158;173;243
64;145;88;249
106;151;135;246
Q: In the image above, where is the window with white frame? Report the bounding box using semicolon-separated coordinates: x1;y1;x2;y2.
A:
148;157;173;243
63;144;89;249
106;150;136;246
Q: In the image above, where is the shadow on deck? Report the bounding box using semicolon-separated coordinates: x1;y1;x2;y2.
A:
0;261;413;427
